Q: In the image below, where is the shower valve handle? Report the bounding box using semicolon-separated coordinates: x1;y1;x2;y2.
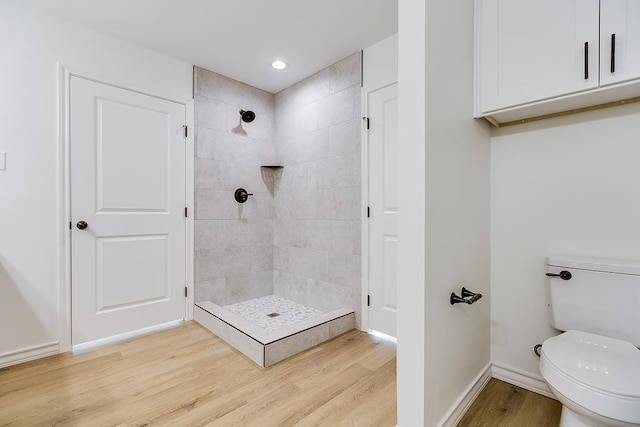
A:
234;188;253;204
546;271;572;280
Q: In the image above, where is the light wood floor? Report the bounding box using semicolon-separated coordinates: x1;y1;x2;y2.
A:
0;321;397;426
458;378;562;427
0;322;562;427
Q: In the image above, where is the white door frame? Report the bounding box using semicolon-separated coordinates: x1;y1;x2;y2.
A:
56;63;194;352
360;87;370;332
361;35;399;333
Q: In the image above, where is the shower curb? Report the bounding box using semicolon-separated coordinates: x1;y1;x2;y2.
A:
194;301;355;367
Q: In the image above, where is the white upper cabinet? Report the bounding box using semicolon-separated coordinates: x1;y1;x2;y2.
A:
600;0;640;86
478;0;599;114
476;0;640;123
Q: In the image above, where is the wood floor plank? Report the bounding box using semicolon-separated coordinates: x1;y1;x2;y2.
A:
0;322;397;427
242;363;374;426
293;358;396;426
1;323;563;427
457;378;562;427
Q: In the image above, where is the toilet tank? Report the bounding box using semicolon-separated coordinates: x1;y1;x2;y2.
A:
546;255;640;347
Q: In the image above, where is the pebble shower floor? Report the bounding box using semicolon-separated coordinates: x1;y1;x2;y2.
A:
223;295;322;332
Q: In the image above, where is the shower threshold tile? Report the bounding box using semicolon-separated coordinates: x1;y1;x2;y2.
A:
194;298;354;367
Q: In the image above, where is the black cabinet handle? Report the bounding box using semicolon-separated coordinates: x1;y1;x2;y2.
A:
584;41;589;80
611;33;616;73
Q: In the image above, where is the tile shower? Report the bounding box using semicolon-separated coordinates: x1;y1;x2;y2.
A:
193;53;362;367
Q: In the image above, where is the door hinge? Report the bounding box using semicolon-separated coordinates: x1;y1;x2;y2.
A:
185;286;188;298
362;117;370;130
184;207;188;218
183;125;188;138
367;295;370;307
367;206;370;218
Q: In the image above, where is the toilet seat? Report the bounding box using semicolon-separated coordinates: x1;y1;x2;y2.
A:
540;330;640;425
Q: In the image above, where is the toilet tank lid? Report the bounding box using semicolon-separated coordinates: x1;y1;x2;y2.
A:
546;255;640;276
542;331;640;398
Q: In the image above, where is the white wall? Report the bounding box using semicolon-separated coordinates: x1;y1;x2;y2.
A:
397;0;427;421
491;103;640;387
398;0;491;425
0;1;192;362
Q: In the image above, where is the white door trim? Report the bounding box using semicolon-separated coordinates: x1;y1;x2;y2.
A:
56;63;194;352
360;86;370;332
361;35;399;334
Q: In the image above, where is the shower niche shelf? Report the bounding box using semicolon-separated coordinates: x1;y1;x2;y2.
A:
260;165;283;169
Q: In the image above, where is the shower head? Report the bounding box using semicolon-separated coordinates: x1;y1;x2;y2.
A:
239;109;256;123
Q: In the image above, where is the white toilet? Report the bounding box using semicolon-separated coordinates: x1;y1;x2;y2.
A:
540;256;640;427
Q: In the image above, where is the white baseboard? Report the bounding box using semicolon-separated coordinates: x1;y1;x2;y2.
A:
432;362;555;427
438;362;492;427
491;362;555;399
0;342;59;369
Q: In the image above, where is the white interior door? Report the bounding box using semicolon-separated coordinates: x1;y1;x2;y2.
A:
70;76;186;345
367;83;398;338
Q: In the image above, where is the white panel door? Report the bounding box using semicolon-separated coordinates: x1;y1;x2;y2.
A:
479;0;599;113
600;0;640;86
70;76;186;345
368;83;398;338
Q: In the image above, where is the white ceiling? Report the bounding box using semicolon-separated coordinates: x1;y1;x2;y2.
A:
25;0;398;93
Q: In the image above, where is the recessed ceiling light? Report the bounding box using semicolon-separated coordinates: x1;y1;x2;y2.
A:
271;60;287;70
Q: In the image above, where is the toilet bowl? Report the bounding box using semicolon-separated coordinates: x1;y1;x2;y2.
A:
542;256;640;427
540;330;640;427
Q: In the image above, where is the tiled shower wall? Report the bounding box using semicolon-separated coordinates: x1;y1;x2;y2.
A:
194;53;362;324
273;53;363;325
193;67;276;304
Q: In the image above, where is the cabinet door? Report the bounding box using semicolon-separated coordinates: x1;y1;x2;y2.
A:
600;0;640;87
479;0;599;113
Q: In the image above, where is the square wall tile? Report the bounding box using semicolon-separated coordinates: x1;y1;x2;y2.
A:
290;67;331;108
328;118;361;157
194;220;225;251
194;99;227;131
252;245;274;272
196;127;255;164
194;278;226;303
330;52;362;94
